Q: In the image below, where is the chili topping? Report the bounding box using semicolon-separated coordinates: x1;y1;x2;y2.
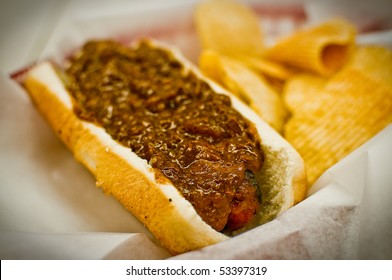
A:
65;40;264;231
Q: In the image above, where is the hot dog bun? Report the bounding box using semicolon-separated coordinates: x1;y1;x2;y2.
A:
22;39;307;255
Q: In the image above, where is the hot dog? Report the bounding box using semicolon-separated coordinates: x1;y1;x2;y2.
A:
22;39;307;255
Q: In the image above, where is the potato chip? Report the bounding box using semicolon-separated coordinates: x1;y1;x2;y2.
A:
284;68;392;184
197;49;223;82
283;74;327;113
234;54;296;81
194;0;263;57
265;18;356;76
194;1;391;185
199;50;288;132
343;45;392;90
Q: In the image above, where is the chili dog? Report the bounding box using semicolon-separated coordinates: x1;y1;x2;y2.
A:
22;39;307;254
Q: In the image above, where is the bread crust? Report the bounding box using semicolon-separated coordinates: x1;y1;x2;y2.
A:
23;40;307;254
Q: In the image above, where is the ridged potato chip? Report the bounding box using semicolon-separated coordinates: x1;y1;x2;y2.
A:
283;74;327;113
265;18;356;76
343;45;392;89
194;0;264;57
284;67;392;184
234;54;296;81
199;50;288;132
194;1;391;186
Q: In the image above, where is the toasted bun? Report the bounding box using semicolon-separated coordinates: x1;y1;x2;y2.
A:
22;39;307;255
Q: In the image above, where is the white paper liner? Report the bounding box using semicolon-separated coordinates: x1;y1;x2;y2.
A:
0;231;170;260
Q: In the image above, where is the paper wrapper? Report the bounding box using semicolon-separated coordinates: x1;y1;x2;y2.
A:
1;0;392;259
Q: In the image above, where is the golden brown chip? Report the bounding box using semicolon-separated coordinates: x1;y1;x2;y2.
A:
199;50;288;132
264;18;357;76
234;54;296;81
283;74;327;113
194;1;390;186
194;0;264;57
285;68;392;184
343;45;392;89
